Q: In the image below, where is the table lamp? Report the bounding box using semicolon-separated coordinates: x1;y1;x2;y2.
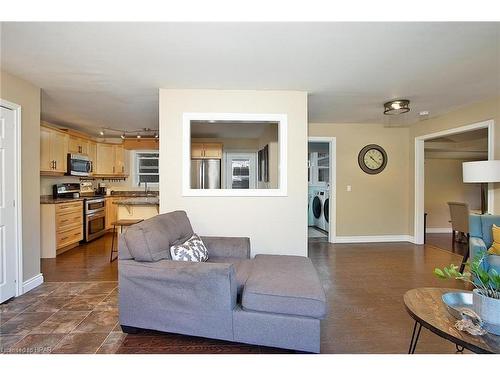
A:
463;160;500;214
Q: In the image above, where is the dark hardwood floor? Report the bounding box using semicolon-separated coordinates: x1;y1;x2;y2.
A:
34;233;467;353
425;232;468;257
41;233;118;282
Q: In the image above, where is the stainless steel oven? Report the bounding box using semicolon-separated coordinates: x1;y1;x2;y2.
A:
84;198;106;242
67;153;92;177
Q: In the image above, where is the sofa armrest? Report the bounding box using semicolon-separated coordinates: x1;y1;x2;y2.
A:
470;237;487;259
201;236;251;259
119;259;237;312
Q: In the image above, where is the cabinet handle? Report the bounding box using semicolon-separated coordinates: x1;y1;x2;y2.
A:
122;166;124;173
113;166;115;173
54;160;57;170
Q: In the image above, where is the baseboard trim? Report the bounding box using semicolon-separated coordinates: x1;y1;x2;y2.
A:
22;273;44;294
426;228;452;234
335;235;414;244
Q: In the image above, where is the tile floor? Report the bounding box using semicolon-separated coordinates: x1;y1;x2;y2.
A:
0;281;123;354
0;281;290;354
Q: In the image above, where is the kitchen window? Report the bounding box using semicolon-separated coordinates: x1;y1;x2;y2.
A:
135;151;159;186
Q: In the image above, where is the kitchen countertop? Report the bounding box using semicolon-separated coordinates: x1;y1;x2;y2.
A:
114;197;160;206
40;195;87;204
41;191;159;204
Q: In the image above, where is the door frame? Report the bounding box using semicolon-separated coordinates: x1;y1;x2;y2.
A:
414;119;494;244
0;99;23;297
308;136;336;243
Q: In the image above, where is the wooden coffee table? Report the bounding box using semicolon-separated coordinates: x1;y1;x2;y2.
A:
404;288;500;354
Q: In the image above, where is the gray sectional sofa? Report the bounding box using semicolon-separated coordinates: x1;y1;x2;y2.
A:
118;211;327;353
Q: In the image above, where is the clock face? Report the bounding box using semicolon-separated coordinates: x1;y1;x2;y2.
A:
358;145;387;174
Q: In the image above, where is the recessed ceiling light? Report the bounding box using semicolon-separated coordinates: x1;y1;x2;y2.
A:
384;99;410;115
419;110;430;116
208;120;216;123
99;130;105;136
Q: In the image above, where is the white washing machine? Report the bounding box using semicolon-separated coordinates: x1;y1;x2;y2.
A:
323;189;330;233
312;189;327;232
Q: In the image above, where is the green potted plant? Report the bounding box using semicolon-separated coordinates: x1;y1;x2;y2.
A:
434;251;500;335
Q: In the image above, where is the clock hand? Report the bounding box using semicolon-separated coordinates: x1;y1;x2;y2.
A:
369;156;378;163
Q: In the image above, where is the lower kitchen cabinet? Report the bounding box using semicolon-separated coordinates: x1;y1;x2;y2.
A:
41;201;84;258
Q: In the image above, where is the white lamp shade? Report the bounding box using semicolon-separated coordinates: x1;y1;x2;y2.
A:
463;160;500;183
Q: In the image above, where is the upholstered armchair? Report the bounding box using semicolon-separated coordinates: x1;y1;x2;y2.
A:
469;214;500;273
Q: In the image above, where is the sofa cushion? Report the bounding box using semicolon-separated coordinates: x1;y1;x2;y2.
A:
208;257;254;297
156;210;194;246
481;215;500;249
170;234;209;262
124;218;171;262
242;254;326;319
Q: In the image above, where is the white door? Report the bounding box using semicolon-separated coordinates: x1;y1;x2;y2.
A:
0;106;18;303
225;153;257;189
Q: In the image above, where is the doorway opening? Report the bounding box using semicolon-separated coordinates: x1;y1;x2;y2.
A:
308;137;336;243
414;119;494;245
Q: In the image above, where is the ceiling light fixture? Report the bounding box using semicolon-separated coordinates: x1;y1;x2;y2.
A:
383;99;410;115
99;130;105;136
120;134;126;139
136;134;141;139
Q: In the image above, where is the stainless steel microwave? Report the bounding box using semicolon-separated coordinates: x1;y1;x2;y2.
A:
67;153;92;176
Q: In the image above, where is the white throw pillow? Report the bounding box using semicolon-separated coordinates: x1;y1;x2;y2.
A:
170;234;208;262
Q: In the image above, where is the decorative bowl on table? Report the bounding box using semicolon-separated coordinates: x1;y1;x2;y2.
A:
442;291;473;320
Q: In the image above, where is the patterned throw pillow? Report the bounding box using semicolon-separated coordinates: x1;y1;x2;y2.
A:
170;234;209;262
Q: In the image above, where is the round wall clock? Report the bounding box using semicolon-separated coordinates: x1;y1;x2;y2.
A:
358;144;388;174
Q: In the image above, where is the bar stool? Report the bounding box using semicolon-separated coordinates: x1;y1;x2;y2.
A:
110;219;144;262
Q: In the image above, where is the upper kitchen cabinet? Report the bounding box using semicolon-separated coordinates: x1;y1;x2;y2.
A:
94;143;128;177
40;125;69;175
191;142;223;159
68;136;89;155
114;145;125;175
95;143;115;175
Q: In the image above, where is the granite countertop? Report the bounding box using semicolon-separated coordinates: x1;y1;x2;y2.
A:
114;197;160;206
110;191;159;197
40;195;86;204
41;191;159;204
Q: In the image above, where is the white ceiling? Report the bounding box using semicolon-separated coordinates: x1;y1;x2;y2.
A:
1;22;499;134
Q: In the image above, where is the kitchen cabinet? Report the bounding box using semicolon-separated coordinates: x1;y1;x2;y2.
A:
191;143;223;159
95;143;115;175
41;200;83;258
88;141;97;174
95;143;127;176
68;136;89;155
40;126;69;175
105;197;126;230
114;145;125;175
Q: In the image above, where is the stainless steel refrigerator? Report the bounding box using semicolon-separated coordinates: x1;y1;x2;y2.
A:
191;159;221;189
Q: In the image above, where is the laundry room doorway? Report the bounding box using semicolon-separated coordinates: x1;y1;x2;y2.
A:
308;137;336;243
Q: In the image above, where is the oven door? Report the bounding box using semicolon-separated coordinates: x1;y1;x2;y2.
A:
86;210;106;241
86;199;106;214
69;157;91;176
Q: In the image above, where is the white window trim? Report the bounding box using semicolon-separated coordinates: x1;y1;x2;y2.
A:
182;112;288;197
133;150;160;187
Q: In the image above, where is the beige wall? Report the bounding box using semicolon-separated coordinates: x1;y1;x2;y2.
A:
409;96;500;235
309;123;410;236
1;70;41;282
424;158;481;229
159;89;308;257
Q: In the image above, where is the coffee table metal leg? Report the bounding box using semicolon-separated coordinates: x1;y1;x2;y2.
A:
408;321;422;354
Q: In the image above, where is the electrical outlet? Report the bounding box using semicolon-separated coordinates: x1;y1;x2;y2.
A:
347;185;352;192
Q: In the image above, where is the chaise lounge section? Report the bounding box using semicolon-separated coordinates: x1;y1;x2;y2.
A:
118;211;327;353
